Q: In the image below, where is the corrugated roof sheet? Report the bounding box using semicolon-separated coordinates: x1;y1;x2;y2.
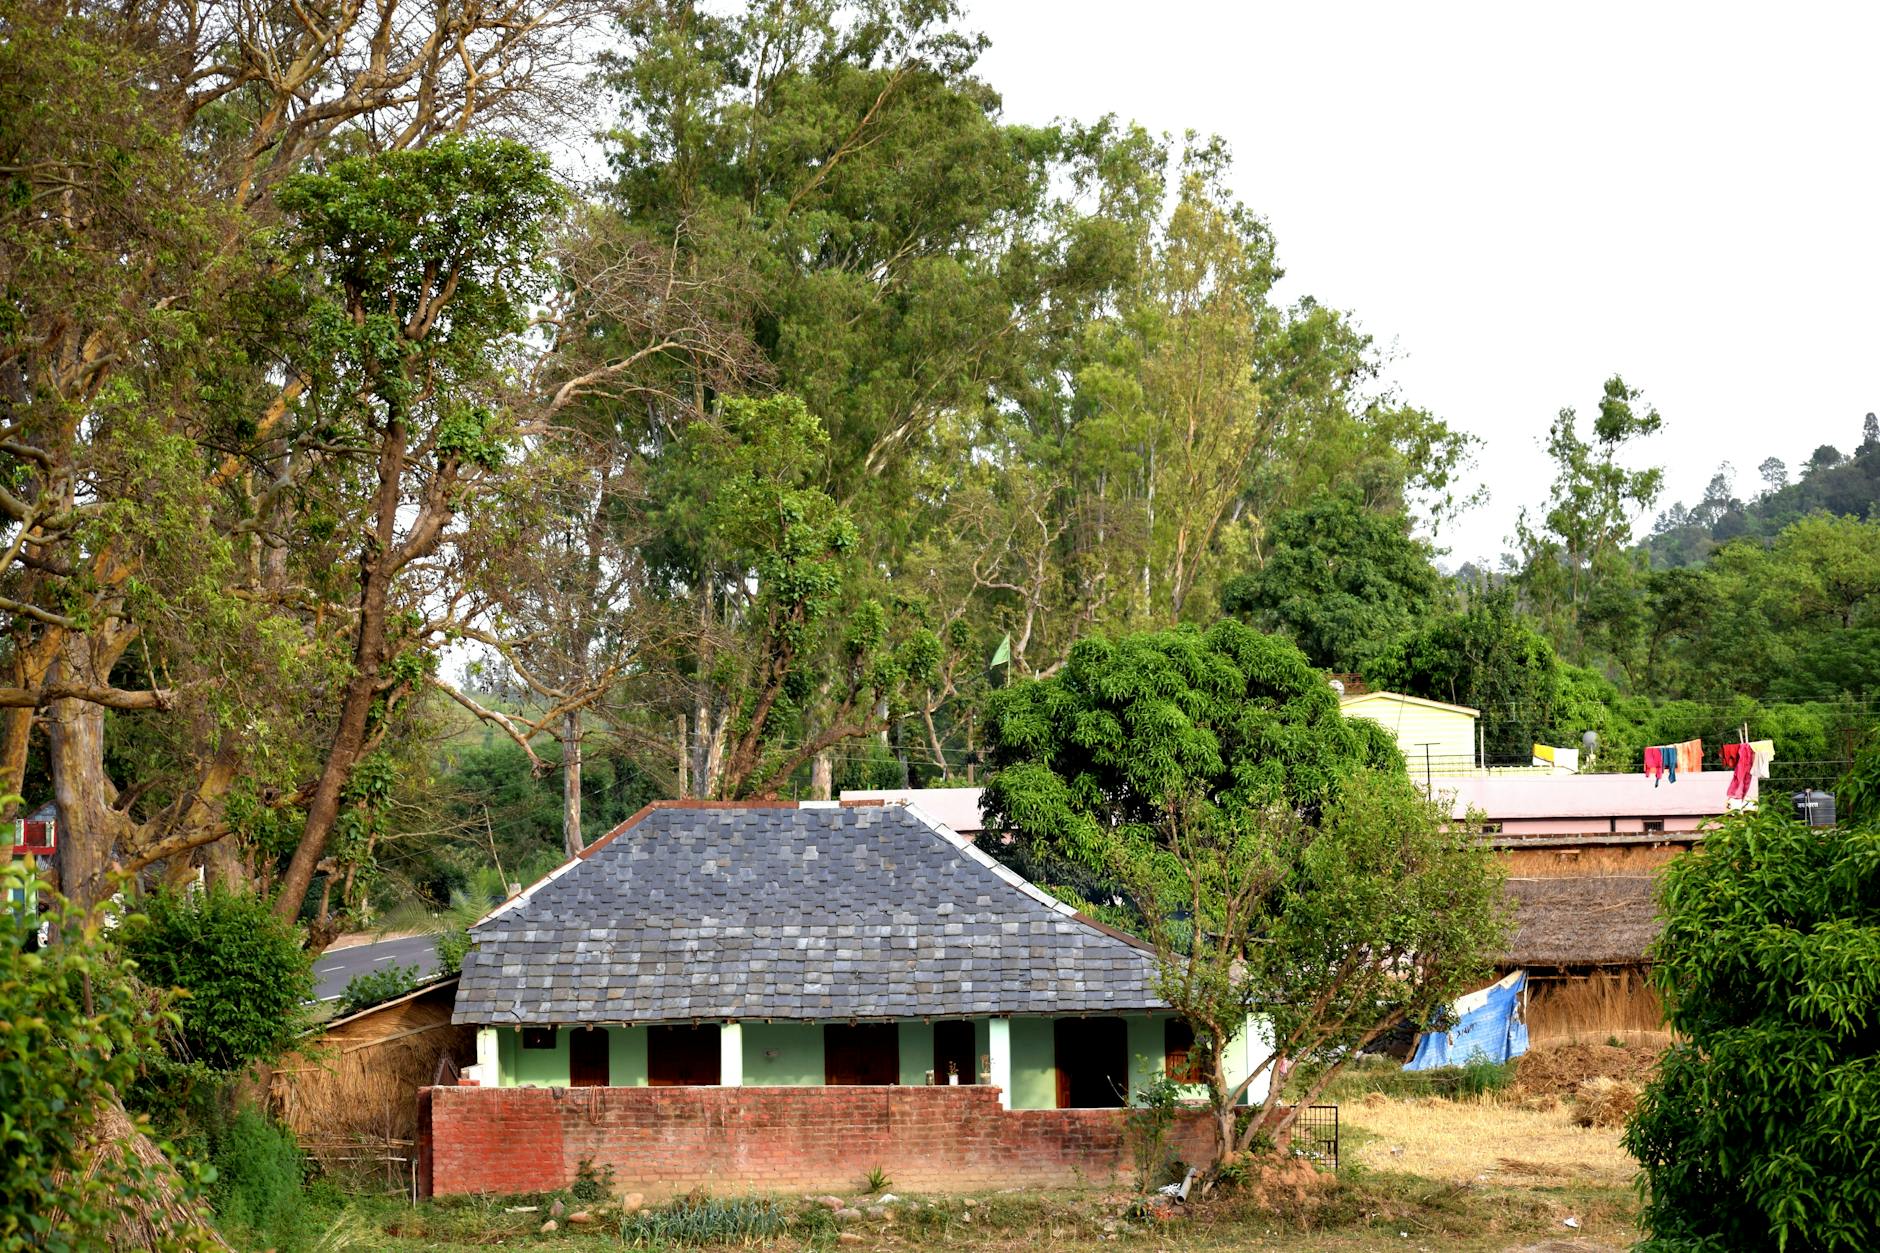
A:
452;803;1164;1026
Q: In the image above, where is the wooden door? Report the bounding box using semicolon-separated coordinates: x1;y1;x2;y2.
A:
1054;1017;1128;1108
647;1024;722;1086
824;1023;899;1085
569;1026;610;1087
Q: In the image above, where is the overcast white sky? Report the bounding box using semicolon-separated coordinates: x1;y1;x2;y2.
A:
967;1;1880;565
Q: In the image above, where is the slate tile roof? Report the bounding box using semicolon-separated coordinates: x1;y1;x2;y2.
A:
452;802;1164;1025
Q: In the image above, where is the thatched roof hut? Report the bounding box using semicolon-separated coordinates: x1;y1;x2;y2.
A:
1501;875;1663;968
269;975;472;1181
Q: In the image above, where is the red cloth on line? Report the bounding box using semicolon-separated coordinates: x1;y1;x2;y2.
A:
1644;746;1663;781
1727;744;1754;800
1722;742;1743;768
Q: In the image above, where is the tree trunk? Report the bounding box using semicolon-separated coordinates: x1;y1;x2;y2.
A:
562;708;584;857
46;634;134;911
810;750;832;800
272;415;406;926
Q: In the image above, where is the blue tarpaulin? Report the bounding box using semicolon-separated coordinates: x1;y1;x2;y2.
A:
1405;970;1529;1070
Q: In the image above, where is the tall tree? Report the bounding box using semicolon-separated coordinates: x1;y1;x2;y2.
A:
1;0;619;911
268;138;563;927
1221;493;1446;672
1516;375;1664;649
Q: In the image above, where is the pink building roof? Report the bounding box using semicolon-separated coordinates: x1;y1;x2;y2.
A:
840;787;987;833
1438;771;1748;822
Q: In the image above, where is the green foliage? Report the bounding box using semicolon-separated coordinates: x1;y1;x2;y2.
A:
0;863;215;1250
1223;493;1446;671
1126;1070;1185;1191
983;624;1504;1170
117;887;313;1071
208;1108;307;1247
1625;810;1880;1251
570;1157;614;1204
982;618;1397;870
1364;592;1561;760
617;1195;789;1246
338;963;420;1017
435;927;472;978
863;1165;892;1194
1517;374;1665;643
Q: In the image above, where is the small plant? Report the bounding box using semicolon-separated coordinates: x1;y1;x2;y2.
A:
1126;1070;1183;1192
436;926;472;976
337;963;420;1016
619;1195;787;1246
571;1157;614;1204
862;1165;892;1194
947;1059;959;1081
1453;1052;1515;1099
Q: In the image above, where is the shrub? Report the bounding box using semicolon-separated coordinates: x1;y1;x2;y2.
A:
570;1157;613;1204
435;926;471;976
1625;810;1880;1250
0;861;216;1249
209;1108;306;1243
1126;1070;1184;1191
338;963;419;1016
118;887;313;1070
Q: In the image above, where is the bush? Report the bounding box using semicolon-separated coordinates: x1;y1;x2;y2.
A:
118;887;314;1070
0;862;215;1249
435;926;471;976
1625;810;1880;1250
338;963;419;1016
209;1108;307;1244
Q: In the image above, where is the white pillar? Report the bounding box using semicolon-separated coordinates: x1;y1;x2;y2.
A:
474;1027;500;1086
720;1021;744;1087
987;1017;1012;1109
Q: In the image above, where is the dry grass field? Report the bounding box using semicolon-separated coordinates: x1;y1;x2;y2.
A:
1344;1094;1636;1188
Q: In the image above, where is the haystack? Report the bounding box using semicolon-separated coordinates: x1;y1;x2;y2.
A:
47;1095;229;1249
269;976;471;1179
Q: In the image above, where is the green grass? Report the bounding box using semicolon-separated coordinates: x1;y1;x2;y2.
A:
271;1169;1636;1252
1310;1053;1516;1103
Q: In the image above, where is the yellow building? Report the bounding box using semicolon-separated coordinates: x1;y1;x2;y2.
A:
1338;689;1480;776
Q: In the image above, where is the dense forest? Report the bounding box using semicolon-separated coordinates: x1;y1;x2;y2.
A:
5;0;1876;936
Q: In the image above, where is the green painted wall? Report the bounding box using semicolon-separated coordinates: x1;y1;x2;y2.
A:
609;1025;649;1086
1127;1014;1164;1102
896;1021;934;1085
974;1018;991;1082
743;1023;824;1086
510;1028;571;1087
1009;1017;1057;1110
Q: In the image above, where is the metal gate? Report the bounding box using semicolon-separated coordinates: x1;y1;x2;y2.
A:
1294;1104;1339;1171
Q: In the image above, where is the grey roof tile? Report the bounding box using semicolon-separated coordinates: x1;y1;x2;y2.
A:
452;804;1164;1026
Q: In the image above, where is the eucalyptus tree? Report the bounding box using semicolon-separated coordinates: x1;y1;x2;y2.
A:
0;0;634;911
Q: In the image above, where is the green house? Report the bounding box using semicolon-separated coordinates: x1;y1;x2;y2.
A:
453;801;1269;1109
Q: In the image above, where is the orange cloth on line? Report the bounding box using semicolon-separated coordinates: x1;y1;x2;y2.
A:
1676;739;1702;775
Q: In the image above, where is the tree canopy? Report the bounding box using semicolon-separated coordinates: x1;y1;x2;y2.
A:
1626;809;1880;1250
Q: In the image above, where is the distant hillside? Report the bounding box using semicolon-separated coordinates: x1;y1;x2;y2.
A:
1644;419;1880;567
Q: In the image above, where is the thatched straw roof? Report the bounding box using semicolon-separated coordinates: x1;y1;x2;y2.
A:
1502;875;1662;967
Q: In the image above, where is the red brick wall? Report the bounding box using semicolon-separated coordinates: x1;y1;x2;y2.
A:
423;1085;1216;1197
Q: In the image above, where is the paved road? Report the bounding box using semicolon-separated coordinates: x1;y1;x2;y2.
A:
312;933;440;1004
